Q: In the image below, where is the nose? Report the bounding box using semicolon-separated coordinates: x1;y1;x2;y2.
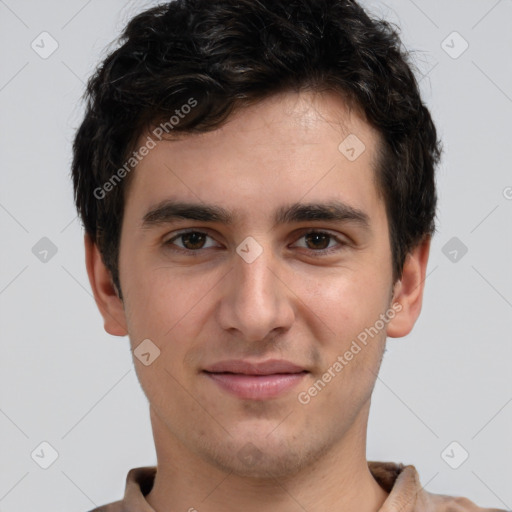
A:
216;242;295;343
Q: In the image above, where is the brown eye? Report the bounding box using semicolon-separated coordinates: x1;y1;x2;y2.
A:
304;232;331;250
179;232;207;250
165;230;218;252
291;230;347;255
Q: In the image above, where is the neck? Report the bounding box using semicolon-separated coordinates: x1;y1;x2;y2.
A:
145;403;389;512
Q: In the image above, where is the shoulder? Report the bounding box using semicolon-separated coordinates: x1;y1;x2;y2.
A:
85;466;157;512
421;486;507;512
369;461;507;512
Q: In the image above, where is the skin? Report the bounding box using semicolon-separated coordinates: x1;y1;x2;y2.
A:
86;90;430;512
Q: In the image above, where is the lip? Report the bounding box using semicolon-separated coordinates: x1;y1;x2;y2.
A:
204;359;306;375
203;359;308;400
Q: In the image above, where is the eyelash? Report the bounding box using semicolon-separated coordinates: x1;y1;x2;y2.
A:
163;229;348;256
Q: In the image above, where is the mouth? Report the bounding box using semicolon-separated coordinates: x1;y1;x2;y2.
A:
202;359;309;400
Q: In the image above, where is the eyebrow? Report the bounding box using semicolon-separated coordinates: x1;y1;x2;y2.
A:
142;199;370;230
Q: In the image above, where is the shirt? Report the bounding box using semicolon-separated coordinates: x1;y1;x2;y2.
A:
89;461;507;512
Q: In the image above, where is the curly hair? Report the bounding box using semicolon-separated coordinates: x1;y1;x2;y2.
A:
72;0;442;295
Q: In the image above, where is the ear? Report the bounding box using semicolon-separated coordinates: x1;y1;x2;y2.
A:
386;235;431;338
84;234;128;337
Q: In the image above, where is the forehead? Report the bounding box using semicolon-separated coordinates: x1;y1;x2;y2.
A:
124;90;385;226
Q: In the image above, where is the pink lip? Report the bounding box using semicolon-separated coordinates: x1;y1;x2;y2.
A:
204;359;306;375
203;359;308;400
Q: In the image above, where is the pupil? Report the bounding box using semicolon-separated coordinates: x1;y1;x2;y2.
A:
306;232;329;250
183;232;205;249
180;233;330;251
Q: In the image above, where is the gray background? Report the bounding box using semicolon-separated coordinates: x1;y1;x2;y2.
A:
0;0;511;510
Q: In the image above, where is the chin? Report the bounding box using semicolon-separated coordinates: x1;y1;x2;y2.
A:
197;434;319;479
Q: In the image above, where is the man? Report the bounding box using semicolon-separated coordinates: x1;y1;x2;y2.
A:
71;0;505;510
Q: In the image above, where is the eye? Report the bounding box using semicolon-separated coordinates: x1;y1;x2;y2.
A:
163;229;347;255
164;230;220;253
291;230;347;255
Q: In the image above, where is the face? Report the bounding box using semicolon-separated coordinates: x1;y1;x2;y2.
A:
89;90;428;478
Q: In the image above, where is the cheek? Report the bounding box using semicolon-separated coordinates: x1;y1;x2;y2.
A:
122;272;202;401
122;266;214;348
292;264;390;334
